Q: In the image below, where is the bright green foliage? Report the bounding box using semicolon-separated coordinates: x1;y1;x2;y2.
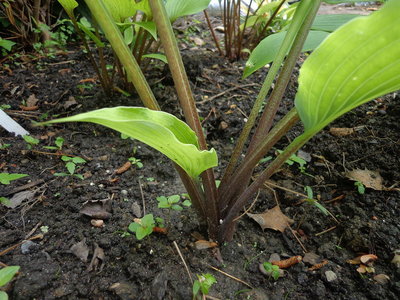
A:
166;0;211;22
355;181;366;195
142;53;168;64
157;194;191;211
262;262;281;280
102;0;136;22
54;155;86;179
128;157;143;168
304;186;329;216
310;14;359;32
193;273;216;298
0;197;11;207
128;214;155;240
295;0;400;134
43;136;64;150
0;38;16;52
0;173;28;185
0;266;20;300
41;107;218;178
23;135;40;149
58;0;78;16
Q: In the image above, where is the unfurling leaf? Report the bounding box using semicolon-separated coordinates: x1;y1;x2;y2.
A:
247;206;294;233
40;107;218;178
295;0;400;134
166;0;211;22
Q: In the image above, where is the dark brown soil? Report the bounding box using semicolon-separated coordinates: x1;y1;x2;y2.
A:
1;29;399;300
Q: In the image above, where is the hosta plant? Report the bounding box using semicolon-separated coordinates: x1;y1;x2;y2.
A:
42;0;400;244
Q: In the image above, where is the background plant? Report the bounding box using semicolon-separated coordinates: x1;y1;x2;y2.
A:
42;0;400;245
0;265;20;300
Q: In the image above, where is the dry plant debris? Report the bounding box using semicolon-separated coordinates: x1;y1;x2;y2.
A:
345;169;384;190
247;206;294;233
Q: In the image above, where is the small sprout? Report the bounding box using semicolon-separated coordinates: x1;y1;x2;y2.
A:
193;273;216;299
157;194;191;211
354;181;365;194
54;155;86;179
146;177;155;182
43;136;64;150
128;214;155;240
23;135;40;149
262;262;281;280
128;157;143;168
304;186;329;216
40;226;49;233
0;173;28;185
0;143;11;150
0;197;11;206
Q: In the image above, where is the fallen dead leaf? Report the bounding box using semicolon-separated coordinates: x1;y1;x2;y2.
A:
247;206;294;232
131;201;142;218
194;240;218;250
329;127;355;136
357;264;375;274
80;198;112;219
26;94;39;107
63;96;78;109
70;239;89;262
5;190;35;209
390;250;400;267
345;169;384;190
88;243;105;272
373;274;390;284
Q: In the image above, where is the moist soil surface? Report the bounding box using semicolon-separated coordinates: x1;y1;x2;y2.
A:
1;10;400;300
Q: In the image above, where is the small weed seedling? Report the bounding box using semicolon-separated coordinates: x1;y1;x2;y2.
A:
157;194;191;211
54;155;86;180
23;135;40;149
0;173;28;185
0;173;28;206
43;136;65;150
193;273;217;300
0;143;11;150
355;181;366;194
0;266;20;299
128;214;157;240
304;186;329;216
128;157;143;168
262;262;281;281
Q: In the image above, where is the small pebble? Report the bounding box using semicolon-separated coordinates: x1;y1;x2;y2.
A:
325;270;337;282
21;240;39;254
121;190;128;196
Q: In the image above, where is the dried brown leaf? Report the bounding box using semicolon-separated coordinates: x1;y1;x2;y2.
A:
346;169;383;190
26;94;39;107
80;199;112;219
70;239;89;262
247;206;294;233
373;274;390;284
360;254;378;265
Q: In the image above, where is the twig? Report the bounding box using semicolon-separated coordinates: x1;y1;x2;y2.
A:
197;83;259;104
208;265;252;288
25;222;42;239
173;241;193;284
315;226;337;237
138;178;146;216
0;234;44;256
233;189;260;222
264;180;307;198
5;179;45;196
288;224;307;253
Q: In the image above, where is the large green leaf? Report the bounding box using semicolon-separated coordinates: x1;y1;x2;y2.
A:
323;0;382;3
243;30;329;78
41;107;217;178
103;0;136;22
0;266;20;287
165;0;211;22
57;0;78;16
311;14;360;32
295;0;400;133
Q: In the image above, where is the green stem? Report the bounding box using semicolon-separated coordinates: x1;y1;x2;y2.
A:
248;0;321;152
149;0;219;239
219;108;299;213
219;0;320;192
84;0;160;110
218;129;314;243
